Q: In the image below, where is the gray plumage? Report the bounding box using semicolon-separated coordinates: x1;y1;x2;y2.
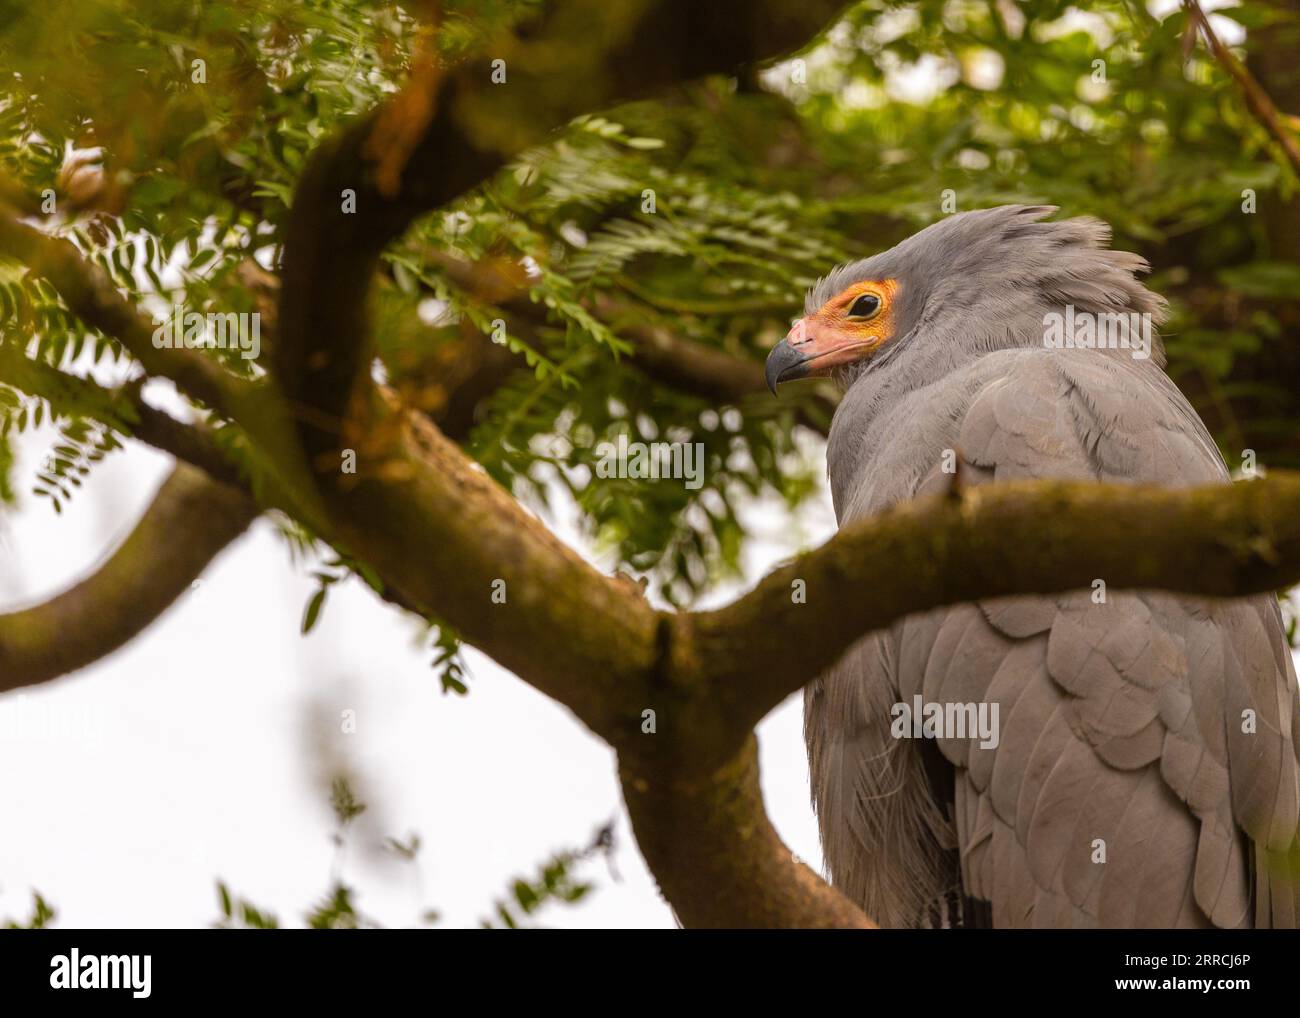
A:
804;205;1300;928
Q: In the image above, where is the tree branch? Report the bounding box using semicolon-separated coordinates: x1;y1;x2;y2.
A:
263;3;859;928
266;1;850;736
688;473;1300;737
621;736;874;928
0;201;323;532
0;464;257;691
322;392;663;737
275;0;847;470
124;391;245;488
0;348;245;488
0;209;248;416
424;248;837;431
1185;0;1300;175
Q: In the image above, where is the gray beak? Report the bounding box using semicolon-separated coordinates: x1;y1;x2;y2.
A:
764;337;810;395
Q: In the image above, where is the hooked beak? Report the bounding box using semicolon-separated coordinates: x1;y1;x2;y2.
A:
765;316;872;395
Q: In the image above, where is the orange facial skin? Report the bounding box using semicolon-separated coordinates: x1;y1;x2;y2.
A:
765;277;901;392
794;278;900;375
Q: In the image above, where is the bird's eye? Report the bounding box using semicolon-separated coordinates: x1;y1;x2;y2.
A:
848;293;881;319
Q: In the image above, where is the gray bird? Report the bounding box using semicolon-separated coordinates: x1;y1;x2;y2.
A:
766;205;1300;928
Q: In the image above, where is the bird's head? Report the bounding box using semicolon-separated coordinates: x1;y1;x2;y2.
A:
763;276;902;394
765;204;1166;394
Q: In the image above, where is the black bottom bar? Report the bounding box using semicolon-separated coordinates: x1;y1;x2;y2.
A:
1;928;1294;1005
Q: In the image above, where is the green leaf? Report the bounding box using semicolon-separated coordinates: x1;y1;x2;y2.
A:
301;587;327;634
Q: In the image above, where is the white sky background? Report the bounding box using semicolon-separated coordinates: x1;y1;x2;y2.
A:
0;407;834;929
